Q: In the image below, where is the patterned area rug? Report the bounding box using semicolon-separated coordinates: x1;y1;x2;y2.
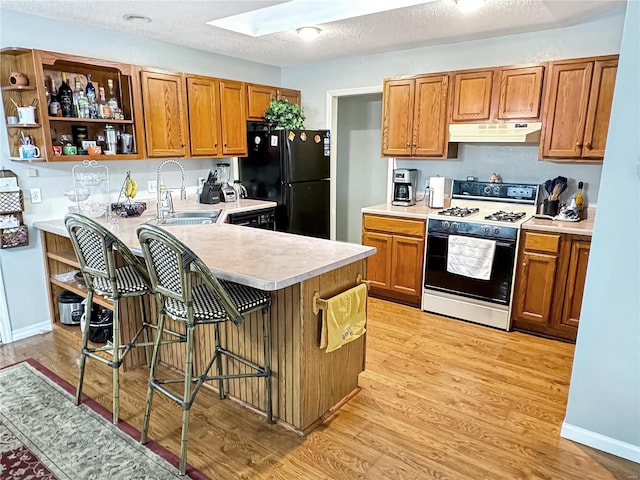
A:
0;359;207;479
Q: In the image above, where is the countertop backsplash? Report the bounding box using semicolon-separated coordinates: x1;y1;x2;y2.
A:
396;143;603;206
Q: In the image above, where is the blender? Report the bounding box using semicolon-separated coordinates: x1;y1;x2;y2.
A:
216;163;236;202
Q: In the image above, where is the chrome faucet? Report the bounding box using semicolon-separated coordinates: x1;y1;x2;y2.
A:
156;159;187;220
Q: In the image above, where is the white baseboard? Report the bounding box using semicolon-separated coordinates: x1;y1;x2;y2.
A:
561;421;640;463
11;321;53;343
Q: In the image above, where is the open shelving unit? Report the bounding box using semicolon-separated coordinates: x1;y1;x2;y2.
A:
1;48;146;162
40;230;146;369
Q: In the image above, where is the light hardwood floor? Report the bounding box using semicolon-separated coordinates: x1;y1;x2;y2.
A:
1;298;638;479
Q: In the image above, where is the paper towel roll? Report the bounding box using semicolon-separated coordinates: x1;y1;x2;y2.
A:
429;176;451;208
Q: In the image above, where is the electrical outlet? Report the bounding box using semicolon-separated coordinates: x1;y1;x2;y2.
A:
147;180;157;193
30;188;42;204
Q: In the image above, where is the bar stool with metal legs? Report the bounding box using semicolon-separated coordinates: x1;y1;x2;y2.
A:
65;213;176;424
136;223;272;476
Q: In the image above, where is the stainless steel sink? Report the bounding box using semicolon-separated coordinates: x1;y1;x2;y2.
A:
149;209;222;226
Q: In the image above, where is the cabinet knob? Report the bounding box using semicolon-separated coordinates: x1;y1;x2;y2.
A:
406;143;410;147
224;143;227;147
576;142;583;148
585;142;593;150
412;143;416;147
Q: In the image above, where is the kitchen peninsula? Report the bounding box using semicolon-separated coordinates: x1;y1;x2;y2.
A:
34;206;375;434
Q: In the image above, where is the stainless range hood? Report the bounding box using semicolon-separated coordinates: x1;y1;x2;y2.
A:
448;122;542;143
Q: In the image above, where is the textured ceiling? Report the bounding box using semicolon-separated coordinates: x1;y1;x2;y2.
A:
0;0;624;66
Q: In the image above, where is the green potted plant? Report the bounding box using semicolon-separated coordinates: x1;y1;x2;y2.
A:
264;99;305;129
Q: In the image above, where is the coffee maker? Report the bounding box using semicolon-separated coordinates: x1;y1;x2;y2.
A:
392;169;418;206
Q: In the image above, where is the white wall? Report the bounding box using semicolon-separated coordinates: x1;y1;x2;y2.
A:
562;1;640;462
283;7;626;204
0;8;280;335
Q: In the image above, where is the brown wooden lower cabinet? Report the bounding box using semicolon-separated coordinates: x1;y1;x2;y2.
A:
511;230;591;342
362;214;425;307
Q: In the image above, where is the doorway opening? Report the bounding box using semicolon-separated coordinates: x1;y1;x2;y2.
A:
326;87;392;243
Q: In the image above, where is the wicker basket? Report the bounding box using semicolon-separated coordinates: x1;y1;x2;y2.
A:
0;225;29;249
0;191;23;214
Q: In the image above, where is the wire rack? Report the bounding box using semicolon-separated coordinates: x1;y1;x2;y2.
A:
71;160;113;223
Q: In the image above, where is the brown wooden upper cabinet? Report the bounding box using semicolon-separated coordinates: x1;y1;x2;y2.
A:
278;88;301;106
540;55;618;161
247;84;277;120
451;65;544;123
219;79;247;156
186;75;221;157
497;66;545;120
451;70;493;122
246;83;301;121
140;69;189;157
382;74;454;158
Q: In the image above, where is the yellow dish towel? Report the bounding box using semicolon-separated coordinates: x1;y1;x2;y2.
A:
320;283;367;353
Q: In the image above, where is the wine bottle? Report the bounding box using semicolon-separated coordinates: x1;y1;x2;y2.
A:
48;77;61;117
59;72;73;117
107;79;120;119
86;74;98;119
75;79;89;118
98;86;111;119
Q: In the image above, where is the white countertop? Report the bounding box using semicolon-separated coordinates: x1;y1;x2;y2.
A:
34;200;375;292
521;208;596;236
361;203;439;220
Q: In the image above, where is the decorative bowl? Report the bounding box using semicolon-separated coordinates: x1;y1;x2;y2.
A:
111;202;147;218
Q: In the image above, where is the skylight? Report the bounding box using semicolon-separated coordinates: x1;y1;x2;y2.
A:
207;0;438;37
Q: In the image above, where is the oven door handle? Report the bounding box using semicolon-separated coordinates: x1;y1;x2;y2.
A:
427;232;515;249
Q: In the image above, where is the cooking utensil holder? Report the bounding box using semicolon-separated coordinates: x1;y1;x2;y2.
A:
543;199;559;216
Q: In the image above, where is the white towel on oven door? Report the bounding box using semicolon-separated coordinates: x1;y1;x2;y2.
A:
446;235;496;280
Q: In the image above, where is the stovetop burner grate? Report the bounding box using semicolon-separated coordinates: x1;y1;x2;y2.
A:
437;207;480;217
484;210;527;222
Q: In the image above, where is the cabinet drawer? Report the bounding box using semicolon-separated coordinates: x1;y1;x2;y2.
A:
363;215;425;237
523;231;560;253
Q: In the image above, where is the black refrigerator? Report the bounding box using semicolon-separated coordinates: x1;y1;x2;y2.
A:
238;123;330;239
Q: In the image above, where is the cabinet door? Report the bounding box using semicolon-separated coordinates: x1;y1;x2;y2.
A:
497;66;544;120
390;235;424;299
278;88;301;106
451;70;493;122
382;79;414;156
362;231;393;291
512;251;558;326
140;70;188;157
540;61;593;158
582;59;618;159
412;74;449;157
219;80;248;156
559;240;590;329
186;76;221;157
247;84;277;120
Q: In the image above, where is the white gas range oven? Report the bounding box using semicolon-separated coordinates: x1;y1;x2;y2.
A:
422;180;540;330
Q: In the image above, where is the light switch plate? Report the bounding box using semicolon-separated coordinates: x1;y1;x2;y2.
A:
30;188;42;204
147;180;157;193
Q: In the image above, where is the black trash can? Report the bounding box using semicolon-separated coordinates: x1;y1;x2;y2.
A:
88;308;113;344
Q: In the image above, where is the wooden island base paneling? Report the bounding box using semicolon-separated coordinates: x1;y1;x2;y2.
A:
157;260;366;434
